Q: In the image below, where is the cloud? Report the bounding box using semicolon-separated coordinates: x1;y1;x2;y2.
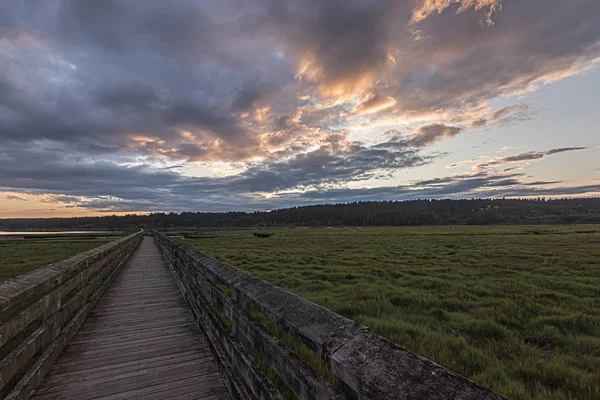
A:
40;195;82;204
0;0;599;214
283;172;599;205
466;104;532;128
447;147;593;173
58;0;232;62
353;93;398;115
411;0;503;26
392;1;600;117
231;140;432;192
1;142;596;214
0;137;434;201
474;147;590;170
264;0;400;97
384;124;464;148
4;195;27;201
446;158;482;169
407;124;464;147
2;0;598;156
546;147;589;156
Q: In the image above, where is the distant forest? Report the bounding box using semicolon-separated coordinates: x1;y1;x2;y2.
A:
1;198;599;231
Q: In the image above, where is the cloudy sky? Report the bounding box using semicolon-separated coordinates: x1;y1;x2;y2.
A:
1;0;599;217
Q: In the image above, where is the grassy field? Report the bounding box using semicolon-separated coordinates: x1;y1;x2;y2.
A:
181;225;600;400
0;235;115;282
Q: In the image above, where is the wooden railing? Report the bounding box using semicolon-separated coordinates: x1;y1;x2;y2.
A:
154;232;508;400
0;232;143;400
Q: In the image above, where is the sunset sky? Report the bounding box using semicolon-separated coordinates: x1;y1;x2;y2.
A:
1;0;599;217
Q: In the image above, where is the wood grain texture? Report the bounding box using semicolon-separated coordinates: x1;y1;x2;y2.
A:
155;234;283;400
29;237;230;400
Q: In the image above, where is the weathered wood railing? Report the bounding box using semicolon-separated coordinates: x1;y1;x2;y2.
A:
154;232;508;400
0;232;143;400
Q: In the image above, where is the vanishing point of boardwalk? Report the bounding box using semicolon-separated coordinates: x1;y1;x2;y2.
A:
30;237;230;400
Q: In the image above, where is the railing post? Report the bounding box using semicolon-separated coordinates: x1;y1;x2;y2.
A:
42;289;60;346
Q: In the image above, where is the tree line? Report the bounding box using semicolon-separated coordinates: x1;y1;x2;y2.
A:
1;198;599;231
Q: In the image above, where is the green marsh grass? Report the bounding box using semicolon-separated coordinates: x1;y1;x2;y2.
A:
183;225;600;400
0;236;114;282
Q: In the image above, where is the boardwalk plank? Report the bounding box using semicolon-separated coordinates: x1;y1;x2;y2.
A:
45;352;209;382
30;237;230;400
93;376;228;400
33;362;219;397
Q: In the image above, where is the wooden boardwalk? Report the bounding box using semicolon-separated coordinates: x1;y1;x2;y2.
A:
30;237;230;400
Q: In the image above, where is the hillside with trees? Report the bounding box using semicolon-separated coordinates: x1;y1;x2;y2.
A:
1;198;599;231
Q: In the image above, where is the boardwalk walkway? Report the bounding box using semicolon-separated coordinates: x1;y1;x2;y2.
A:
30;237;230;400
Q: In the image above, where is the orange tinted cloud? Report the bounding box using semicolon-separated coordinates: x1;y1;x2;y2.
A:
407;123;463;147
411;0;503;26
353;93;397;115
4;194;27;201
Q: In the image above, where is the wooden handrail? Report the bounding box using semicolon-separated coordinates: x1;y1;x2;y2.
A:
0;232;143;400
153;231;508;400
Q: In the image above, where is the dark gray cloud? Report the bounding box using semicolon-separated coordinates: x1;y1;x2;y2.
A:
232;141;432;192
231;81;277;112
0;137;432;199
0;143;597;213
0;0;296;160
282;174;600;205
390;0;600;114
546;147;589;156
475;147;590;169
2;0;598;152
58;0;233;62
406;124;463;147
253;0;401;95
0;0;598;213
